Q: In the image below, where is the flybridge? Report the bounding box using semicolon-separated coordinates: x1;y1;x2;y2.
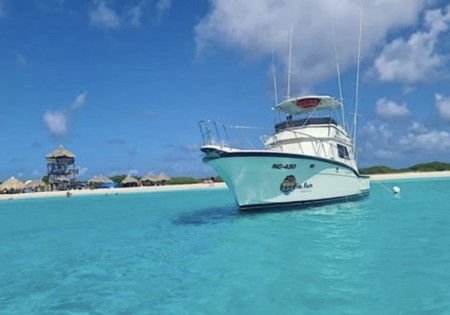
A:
274;95;343;116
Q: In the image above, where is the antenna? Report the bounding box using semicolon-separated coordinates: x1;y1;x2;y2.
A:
272;50;279;104
286;25;293;99
352;8;363;158
332;27;346;130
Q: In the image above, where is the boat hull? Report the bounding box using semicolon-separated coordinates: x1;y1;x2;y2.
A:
203;150;370;210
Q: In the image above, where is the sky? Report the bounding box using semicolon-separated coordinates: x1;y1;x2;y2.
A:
1;0;450;181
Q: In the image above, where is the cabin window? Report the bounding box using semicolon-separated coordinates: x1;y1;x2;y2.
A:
337;144;350;159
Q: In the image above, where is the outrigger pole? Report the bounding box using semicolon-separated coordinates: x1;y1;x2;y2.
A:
353;8;363;159
332;26;346;131
286;25;293;100
272;49;279;105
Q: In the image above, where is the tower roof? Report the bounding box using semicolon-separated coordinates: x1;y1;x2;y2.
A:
46;145;75;158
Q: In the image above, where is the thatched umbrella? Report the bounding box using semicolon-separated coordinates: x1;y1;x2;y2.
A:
121;175;139;187
157;172;171;182
88;175;113;184
0;177;25;193
25;179;47;191
140;173;159;186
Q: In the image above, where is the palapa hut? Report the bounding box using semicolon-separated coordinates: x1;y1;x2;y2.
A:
46;145;77;191
140;173;159;186
88;175;114;188
157;172;171;185
25;179;47;192
121;175;139;187
0;177;25;194
88;174;113;184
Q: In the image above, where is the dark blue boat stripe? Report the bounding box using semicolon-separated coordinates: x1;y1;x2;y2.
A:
203;150;363;177
239;191;370;210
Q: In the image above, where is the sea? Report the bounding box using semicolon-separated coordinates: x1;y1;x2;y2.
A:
1;178;450;315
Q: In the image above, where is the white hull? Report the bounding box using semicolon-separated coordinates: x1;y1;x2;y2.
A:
204;149;370;209
199;95;370;210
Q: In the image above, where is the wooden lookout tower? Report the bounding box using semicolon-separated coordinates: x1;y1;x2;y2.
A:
46;145;78;190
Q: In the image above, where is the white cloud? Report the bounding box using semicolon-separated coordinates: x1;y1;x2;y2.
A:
374;149;403;160
43;92;87;136
399;130;450;151
408;121;428;133
89;1;171;28
128;169;139;175
360;121;402;162
128;4;144;26
78;166;89;176
89;0;121;29
43;110;67;136
110;168;139;176
71;91;87;109
371;5;450;83
375;98;410;119
435;93;450;121
195;0;429;92
360;118;450;165
155;0;171;18
361;121;393;142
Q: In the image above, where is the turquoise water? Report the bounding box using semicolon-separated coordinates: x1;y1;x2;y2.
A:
1;179;450;314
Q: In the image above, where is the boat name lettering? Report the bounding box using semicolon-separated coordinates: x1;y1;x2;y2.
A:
272;163;296;170
280;175;313;195
297;182;313;189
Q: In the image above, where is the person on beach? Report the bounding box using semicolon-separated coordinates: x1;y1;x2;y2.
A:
210;176;215;187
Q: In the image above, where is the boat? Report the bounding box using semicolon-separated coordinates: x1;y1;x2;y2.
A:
199;95;370;210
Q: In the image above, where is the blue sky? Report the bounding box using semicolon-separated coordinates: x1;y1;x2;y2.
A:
1;0;450;181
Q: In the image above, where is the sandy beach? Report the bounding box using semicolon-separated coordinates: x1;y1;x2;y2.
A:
369;170;450;181
1;171;450;201
0;182;227;201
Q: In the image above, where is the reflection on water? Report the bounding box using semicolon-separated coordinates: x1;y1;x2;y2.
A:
239;198;367;216
173;197;369;226
172;206;238;226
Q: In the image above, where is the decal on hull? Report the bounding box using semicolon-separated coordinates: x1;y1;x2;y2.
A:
280;175;296;195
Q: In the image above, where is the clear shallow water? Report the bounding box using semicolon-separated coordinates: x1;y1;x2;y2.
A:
1;179;450;314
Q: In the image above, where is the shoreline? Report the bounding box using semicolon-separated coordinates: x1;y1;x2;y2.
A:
0;182;227;201
1;171;450;201
368;170;450;181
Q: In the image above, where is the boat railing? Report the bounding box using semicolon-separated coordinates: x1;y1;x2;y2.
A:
264;130;324;155
263;127;355;165
199;120;267;150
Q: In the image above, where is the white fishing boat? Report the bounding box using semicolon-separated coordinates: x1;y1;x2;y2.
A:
200;17;370;210
199;95;370;210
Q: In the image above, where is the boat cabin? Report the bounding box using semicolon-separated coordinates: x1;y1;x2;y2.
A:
264;95;355;168
275;117;339;132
